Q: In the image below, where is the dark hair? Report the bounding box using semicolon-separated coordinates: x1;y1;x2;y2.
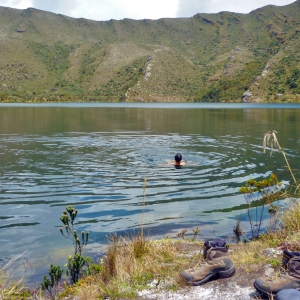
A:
174;153;182;162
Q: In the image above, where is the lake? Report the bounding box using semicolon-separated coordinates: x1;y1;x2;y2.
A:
1;102;300;284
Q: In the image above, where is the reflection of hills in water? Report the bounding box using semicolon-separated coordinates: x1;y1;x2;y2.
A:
1;104;300;135
0;104;300;280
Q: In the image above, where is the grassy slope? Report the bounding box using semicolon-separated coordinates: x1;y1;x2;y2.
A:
0;1;300;102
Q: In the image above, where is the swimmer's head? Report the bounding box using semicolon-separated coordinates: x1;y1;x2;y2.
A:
174;153;182;163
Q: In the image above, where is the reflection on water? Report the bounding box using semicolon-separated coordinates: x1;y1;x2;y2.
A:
0;103;300;283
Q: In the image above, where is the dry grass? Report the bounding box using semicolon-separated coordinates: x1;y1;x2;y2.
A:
66;234;199;299
76;284;101;300
230;240;273;271
0;252;28;300
263;199;300;251
102;234;181;284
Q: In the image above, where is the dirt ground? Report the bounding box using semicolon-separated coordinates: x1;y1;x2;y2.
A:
135;243;275;300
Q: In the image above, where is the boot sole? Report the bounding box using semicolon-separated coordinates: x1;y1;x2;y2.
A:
187;265;236;286
253;282;273;297
253;282;300;297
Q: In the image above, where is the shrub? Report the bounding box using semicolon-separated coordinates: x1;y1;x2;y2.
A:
59;205;92;284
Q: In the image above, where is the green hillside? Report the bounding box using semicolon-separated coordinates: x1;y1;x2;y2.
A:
0;1;300;102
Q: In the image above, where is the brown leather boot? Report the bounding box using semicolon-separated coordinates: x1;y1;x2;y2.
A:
254;256;300;296
180;245;235;286
282;249;300;269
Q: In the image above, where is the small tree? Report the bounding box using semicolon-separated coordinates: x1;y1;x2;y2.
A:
59;205;91;284
239;174;282;239
41;264;63;300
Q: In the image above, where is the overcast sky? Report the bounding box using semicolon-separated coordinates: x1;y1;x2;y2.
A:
0;0;296;21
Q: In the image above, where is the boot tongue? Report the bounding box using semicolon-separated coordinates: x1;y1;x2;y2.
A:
203;238;227;259
207;247;228;260
288;257;300;278
206;238;226;248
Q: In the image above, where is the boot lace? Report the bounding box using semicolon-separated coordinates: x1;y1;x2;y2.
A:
266;267;287;282
189;259;209;274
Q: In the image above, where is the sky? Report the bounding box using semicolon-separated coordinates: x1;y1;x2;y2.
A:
0;0;296;21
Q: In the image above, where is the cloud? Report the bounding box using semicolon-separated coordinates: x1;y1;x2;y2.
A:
0;0;296;21
0;0;31;9
0;0;179;20
0;0;179;21
71;0;179;21
176;0;296;17
31;0;78;16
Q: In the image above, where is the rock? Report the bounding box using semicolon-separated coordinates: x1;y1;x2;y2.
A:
147;279;159;288
261;63;270;77
261;248;282;257
242;90;252;103
227;281;236;287
263;264;275;276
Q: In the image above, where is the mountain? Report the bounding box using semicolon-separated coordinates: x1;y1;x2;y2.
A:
0;1;300;103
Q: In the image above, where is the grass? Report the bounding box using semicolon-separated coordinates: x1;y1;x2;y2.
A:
58;234;196;299
100;234;187;298
0;252;28;300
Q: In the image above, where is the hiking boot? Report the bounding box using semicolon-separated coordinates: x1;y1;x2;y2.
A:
203;238;227;259
254;256;300;296
282;249;300;269
180;243;235;286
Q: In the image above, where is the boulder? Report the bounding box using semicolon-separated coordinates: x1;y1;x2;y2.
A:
242;90;252;102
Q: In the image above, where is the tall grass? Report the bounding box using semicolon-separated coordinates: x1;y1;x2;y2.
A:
264;199;300;249
263;130;299;191
64;236;189;299
0;252;28;300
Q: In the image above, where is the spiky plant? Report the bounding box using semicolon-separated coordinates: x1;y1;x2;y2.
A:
59;206;91;284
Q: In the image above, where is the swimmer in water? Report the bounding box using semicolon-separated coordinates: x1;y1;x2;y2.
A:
174;153;186;167
159;153;194;168
160;153;186;167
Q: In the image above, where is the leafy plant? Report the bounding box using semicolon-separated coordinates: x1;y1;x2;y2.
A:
177;229;187;240
239;174;282;239
59;205;91;284
269;258;280;267
192;227;200;241
41;264;63;300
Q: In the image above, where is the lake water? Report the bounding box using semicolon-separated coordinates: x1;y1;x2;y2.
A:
1;103;300;284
